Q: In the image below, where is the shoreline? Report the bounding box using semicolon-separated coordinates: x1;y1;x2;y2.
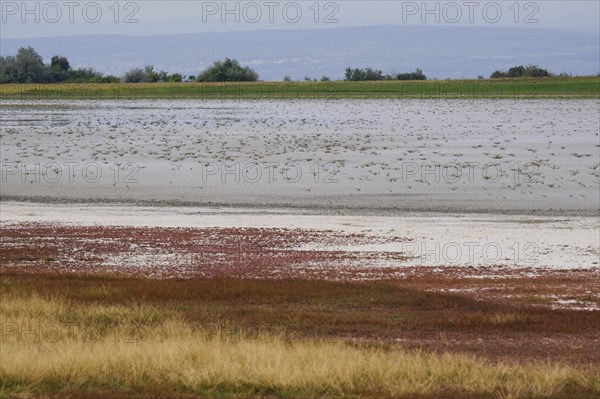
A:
2;196;600;217
2;201;598;272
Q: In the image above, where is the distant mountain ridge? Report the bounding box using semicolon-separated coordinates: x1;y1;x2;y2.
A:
1;25;598;80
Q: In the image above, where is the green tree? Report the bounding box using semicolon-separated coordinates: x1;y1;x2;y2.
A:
506;65;526;78
0;55;18;83
67;67;108;83
345;67;363;81
523;65;551;77
144;66;160;82
344;67;384;81
50;55;70;71
123;68;150;83
491;65;551;78
166;73;182;82
15;47;47;83
49;55;71;82
396;68;427;81
197;58;259;82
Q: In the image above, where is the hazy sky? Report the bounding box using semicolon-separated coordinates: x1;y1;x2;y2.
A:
1;1;599;38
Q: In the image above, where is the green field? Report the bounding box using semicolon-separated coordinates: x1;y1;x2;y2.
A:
1;77;598;100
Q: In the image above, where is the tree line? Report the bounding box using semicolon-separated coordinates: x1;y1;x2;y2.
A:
343;67;427;81
490;65;553;78
0;47;119;83
0;47;592;84
122;58;258;83
0;47;258;84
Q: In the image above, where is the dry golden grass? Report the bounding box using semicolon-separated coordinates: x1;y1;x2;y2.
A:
1;293;599;399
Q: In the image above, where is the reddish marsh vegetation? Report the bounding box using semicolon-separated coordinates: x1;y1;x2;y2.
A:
1;222;599;398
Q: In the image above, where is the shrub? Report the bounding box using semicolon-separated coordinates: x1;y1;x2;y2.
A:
66;68;107;83
344;67;384;81
396;68;427;80
490;65;552;78
345;67;426;81
123;68;150;83
197;58;259;82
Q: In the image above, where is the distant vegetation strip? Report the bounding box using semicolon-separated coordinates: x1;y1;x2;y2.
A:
2;47;599;87
1;77;598;100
